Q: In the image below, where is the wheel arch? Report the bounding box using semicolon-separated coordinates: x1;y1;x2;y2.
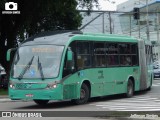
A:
127;76;135;91
81;80;91;97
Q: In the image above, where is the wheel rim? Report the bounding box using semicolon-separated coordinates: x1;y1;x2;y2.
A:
128;82;133;95
80;89;86;99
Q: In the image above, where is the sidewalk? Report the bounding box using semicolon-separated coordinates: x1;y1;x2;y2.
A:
0;95;11;102
0;95;8;98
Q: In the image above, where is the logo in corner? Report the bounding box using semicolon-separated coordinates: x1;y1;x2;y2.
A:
2;112;11;117
2;2;20;14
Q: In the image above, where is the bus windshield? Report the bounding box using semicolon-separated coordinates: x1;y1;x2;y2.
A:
12;45;64;79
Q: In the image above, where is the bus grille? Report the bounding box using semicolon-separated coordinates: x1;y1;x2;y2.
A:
15;83;46;89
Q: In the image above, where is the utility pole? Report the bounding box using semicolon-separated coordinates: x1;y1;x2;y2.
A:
133;7;140;37
138;20;141;38
134;0;150;40
102;12;105;33
129;14;132;36
157;10;160;43
109;11;112;34
146;0;150;41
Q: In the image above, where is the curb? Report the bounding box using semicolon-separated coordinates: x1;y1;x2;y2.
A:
0;98;11;102
0;95;8;98
0;98;23;102
0;95;11;102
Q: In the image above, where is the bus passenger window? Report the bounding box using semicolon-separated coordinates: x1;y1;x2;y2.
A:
77;55;84;69
76;42;91;69
107;55;119;66
120;55;131;66
132;55;138;65
106;43;119;66
94;42;106;67
119;44;131;54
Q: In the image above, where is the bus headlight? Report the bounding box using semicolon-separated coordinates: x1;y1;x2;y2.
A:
9;81;15;89
46;83;57;89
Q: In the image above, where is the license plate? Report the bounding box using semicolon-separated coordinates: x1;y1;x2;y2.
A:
25;94;33;97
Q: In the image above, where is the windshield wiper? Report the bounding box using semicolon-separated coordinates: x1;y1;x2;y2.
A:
38;56;44;80
18;56;34;80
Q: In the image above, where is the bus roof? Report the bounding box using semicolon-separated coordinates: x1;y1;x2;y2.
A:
83;32;134;38
21;31;137;46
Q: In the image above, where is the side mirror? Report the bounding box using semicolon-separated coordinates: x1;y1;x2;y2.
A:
7;49;12;61
6;48;16;61
66;48;74;72
67;49;73;61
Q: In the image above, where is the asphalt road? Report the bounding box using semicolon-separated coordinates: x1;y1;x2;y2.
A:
0;79;160;119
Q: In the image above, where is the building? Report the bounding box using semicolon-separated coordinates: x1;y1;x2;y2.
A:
117;0;160;61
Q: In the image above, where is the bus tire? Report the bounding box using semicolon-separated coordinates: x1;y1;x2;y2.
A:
147;76;152;91
126;79;134;98
74;83;89;105
34;100;49;106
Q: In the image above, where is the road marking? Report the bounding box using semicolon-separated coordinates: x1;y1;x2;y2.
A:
110;109;160;111
90;82;160;111
90;97;160;111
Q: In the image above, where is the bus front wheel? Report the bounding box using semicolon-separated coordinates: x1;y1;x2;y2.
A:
74;83;89;105
126;79;134;98
34;100;49;106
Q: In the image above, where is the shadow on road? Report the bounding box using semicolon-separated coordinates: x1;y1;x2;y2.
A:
15;100;78;109
14;90;150;110
89;90;149;102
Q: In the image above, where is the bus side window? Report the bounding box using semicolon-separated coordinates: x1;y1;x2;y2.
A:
77;55;84;69
63;42;76;77
107;43;119;66
76;42;91;70
94;42;106;67
120;55;131;66
108;55;119;66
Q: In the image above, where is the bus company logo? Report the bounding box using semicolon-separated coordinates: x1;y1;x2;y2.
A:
2;2;20;14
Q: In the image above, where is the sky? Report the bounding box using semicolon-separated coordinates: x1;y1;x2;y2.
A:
97;0;128;11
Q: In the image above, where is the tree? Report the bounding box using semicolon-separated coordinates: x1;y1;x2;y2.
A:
0;0;99;73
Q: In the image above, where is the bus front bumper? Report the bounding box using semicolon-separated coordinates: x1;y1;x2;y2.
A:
9;88;63;101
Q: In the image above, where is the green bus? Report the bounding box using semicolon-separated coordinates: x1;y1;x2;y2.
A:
7;31;153;105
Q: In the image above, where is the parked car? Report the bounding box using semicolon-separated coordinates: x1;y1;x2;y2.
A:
153;61;160;69
153;67;160;78
0;64;8;89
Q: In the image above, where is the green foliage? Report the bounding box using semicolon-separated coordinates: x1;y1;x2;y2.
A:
78;0;99;10
17;0;83;40
0;0;100;42
0;89;8;95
